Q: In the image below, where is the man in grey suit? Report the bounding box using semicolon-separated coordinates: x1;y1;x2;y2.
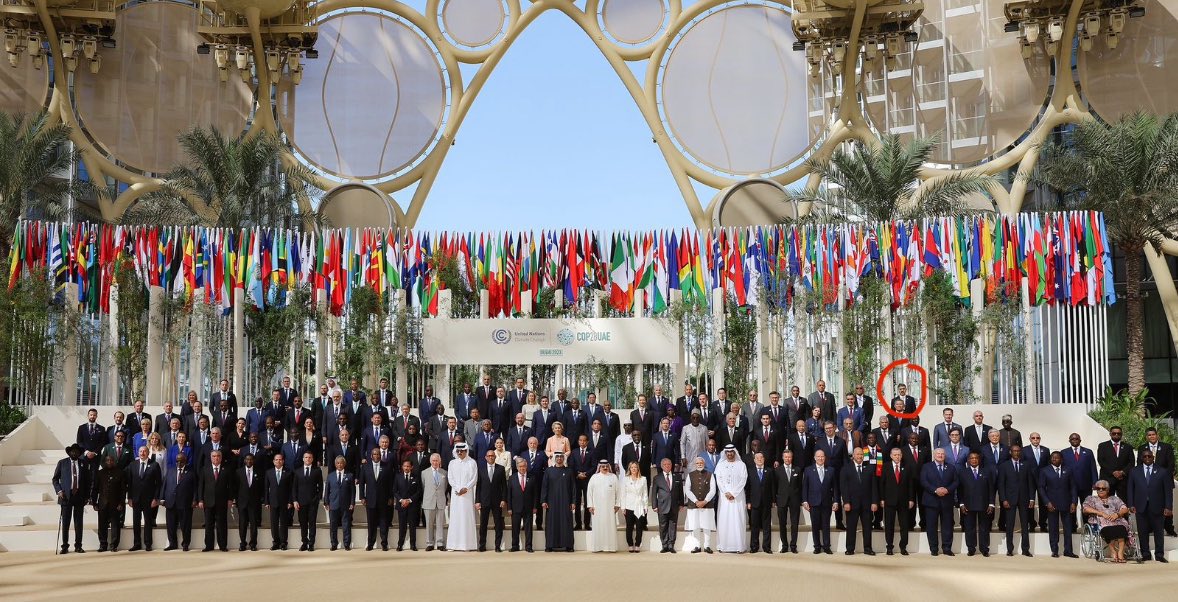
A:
807;380;837;424
740;390;765;433
324;455;356;550
650;457;684;553
462;409;483;447
421;453;449;551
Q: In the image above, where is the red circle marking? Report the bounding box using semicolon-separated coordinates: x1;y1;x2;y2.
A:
876;359;928;421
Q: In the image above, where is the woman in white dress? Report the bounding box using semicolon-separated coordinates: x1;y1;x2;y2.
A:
714;445;749;553
521;391;540;429
619;461;650;553
684;456;717;553
492;438;513;476
586;460;622;552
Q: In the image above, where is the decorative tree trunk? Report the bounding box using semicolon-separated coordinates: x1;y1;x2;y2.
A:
1123;245;1145;394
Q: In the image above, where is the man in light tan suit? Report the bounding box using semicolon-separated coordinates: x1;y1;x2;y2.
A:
421;453;449;551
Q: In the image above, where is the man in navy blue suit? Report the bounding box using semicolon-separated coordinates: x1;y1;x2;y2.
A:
52;444;91;553
998;445;1037;557
323;455;356;551
505;413;533;457
159;452;197;551
801;449;838;554
839;448;877;555
76;408;108;474
1037;451;1078;557
454;383;478;423
957;452;995;556
920;447;959;556
1127;449;1173;562
651;418;681;473
1060;432;1099;529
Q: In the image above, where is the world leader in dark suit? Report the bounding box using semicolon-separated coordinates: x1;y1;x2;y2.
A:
125;447;162;551
919;449;959;556
392;460;423;550
507;457;539;552
477;451;508;552
160;453;197;551
323;455;356;550
1127;449;1174;562
233;454;265;551
801;450;839;554
292;451;324;551
52;444;91;553
358;447;393;550
196;450;233;551
264;455;294;550
879;447;916;554
1037;451;1078;557
839;452;878;555
773;450;804;553
997;445;1037;556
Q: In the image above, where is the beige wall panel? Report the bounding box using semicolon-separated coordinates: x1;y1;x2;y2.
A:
1080;0;1178;120
0;57;48;115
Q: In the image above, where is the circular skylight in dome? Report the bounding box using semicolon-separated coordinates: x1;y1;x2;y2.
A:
441;0;508;48
601;0;668;46
659;4;811;176
72;2;253;175
277;11;449;182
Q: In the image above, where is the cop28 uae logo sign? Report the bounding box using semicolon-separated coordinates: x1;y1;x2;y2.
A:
491;329;512;345
556;328;575;346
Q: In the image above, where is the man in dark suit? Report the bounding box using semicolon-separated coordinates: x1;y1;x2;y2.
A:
1139;427;1177;536
419;384;442;421
358;447;392;550
879;447;915;555
474;375;496;421
507;457;538;552
962;410;992;453
850;384;874;434
839;448;878;555
807;381;836;424
1038;451;1078;557
920;448;959;556
650;419;681;471
232;453;265;551
675;383;699;421
650;458;683;553
785;420;813;469
372;377;395;408
322;391;351;438
425;404;450;453
477;450;507;551
159;452;197;551
944;428;969;469
107;411;136;448
1097;426;1136;501
872;415;903;457
600;401;621;446
902;431;931;529
52;444;89;554
286;397;312;435
264;454;294;550
322;455;356;551
746;452;775;553
888;384;917;430
531;397;557;449
125;446;161;551
774;449;804;553
802;449;838;554
326;428;360;477
390;403;422;447
505;379;528;417
932;408;961;450
782;385;810;429
750;414;780;464
184;403;210;446
211;378;238;413
715;414;746;455
454;382;478;423
196;449;233;552
488;387;513;436
630;395;657;438
127;400;152;437
1024;431;1051;531
980;429;1009;471
361;413;391;458
814;421;845;529
900;416;930;450
956;452;994;556
473;420;500;468
292;451;322;551
392;459;423;551
506;413;534;457
563;399;588;442
569;435;595;530
277;376;297;408
155;402;179;437
1127;449;1173;562
620;431;652;476
99;430;134;475
998;445;1037;557
238;431;270;471
93;455;127;552
213;399;237;433
586;420;610;462
1060;432;1099;527
76;408;108;475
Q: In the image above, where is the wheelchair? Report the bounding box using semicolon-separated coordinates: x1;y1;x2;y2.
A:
1080;515;1143;563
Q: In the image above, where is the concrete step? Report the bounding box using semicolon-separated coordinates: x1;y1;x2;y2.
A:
15;450;68;465
0;483;53;503
0;509;31;526
0;464;55;485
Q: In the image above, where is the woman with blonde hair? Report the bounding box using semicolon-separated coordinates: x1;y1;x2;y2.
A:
619;461;650;553
493;437;513;476
522;391;540;428
544;421;571;465
146;432;167;466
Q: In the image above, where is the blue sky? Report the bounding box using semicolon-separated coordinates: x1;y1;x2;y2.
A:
405;1;706;231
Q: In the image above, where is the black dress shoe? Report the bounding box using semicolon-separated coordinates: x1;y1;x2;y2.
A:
704;548;713;554
202;547;213;552
1051;552;1060;558
1007;551;1014;557
271;545;281;551
307;545;315;552
526;548;534;553
299;544;308;552
344;545;351;551
900;549;909;555
381;545;389;551
1064;552;1078;558
982;552;990;557
790;546;798;554
330;545;338;551
669;549;677;554
660;548;670;553
944;550;955;556
366;545;374;551
510;547;520;552
813;548;823;555
477;547;486;552
74;547;85;553
397;546;403;552
146;546;154;552
426;546;434;551
250;545;257;551
824;548;833;554
1166;530;1178;537
968;550;976;556
930;550;939;557
864;550;876;556
280;545;287;551
1022;551;1033;557
764;549;773;554
1157;557;1169;563
98;546;108;553
845;551;855;556
129;545;143;552
182;546;189;552
692;548;702;553
886;549;894;556
239;545;247;551
438;546;446;551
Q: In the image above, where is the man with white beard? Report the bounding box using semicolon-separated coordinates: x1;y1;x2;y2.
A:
446;444;478;551
714;444;749;553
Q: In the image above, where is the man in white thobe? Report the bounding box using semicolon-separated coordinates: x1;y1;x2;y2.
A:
685;457;717;553
586;460;621;552
446;444;478;551
714;445;749;553
680;411;708;471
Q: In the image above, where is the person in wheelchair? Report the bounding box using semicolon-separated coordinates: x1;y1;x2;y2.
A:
1082;480;1132;563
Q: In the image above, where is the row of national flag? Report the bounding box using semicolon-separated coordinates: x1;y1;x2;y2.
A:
6;212;1114;316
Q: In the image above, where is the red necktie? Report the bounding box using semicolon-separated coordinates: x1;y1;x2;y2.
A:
894;465;900;483
520;475;525;490
1074;450;1080;461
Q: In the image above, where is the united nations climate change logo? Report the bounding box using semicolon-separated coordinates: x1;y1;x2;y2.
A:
491;329;512;344
557;328;574;346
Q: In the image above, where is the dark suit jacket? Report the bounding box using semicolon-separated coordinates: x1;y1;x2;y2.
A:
476;464;507;506
357;462;392;505
872;427;904;455
392;471;423;507
962;423;993;453
919;463;959;508
750;426;781;463
94;466;128;510
1126;465;1173;515
901;444;931;469
839;463;878;509
419;396;442;422
507;472;538;513
160;466;197;509
211;390;238;413
125;460;162;506
879;461;917;507
197;464;234;507
286;407;315;433
562;409;589;441
326;442;361;476
650;430;680;467
980;444;1010;470
996;460;1036;506
746;465;775;509
292;465;323;505
361;425;392;456
235;466;265;508
52;458;92;506
715;426;747;455
784;432;814;468
1138;442;1176;474
569;446;598;479
324;470;355;510
475;385;497;422
506;425;534;457
599;411;621;443
1037;465;1077;510
889;395;917;428
957;465;996;511
1060;446;1099;492
773;464;804;506
675;395;699;420
1024;445;1051;472
620;442;652;474
76;423;109;455
1096;440;1136;486
801;465;838;507
264;468;294;507
629;408;657;438
155;413;180;436
900;426;931;450
453;392;478;422
814;436;846;471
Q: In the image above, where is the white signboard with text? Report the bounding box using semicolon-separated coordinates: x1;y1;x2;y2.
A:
422;318;680;365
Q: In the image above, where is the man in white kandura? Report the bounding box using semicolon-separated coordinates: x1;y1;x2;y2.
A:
685;456;717;553
446;443;478;551
714;444;749;553
586;460;621;552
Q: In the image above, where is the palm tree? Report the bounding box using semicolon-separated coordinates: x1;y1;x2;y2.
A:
788;134;995;222
1035;112;1178;394
124;127;321;228
0;111;90;255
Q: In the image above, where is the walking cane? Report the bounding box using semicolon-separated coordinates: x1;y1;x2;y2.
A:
56;509;62;555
